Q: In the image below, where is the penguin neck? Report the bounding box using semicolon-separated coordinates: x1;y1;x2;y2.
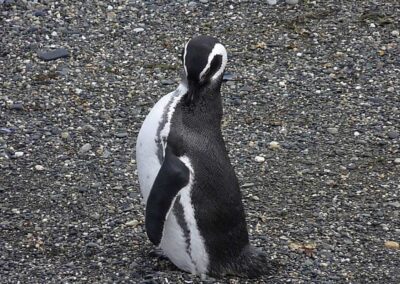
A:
181;81;223;130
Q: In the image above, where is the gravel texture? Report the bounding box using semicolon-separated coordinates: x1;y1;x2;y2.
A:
1;0;399;283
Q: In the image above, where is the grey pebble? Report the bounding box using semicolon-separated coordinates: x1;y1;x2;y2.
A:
37;48;69;61
387;131;399;139
115;132;128;138
327;127;338;134
79;143;92;154
161;79;174;85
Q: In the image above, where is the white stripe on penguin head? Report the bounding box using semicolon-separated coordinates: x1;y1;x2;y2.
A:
183;40;190;77
199;43;227;82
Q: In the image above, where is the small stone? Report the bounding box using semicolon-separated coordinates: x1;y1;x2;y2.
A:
347;163;357;170
354;131;360;137
79;143;92;154
387;201;400;208
0;128;12;134
255;156;265;163
161;79;174;85
133;28;144;33
387;131;399;139
384;241;399;250
11;102;23;110
387;86;395;92
267;0;277;5
222;72;236;81
14;151;24;158
199;0;208;3
327;127;338;134
370;23;376;28
51;31;58;37
61;132;70;139
286;0;299;4
125;220;140;227
84;242;102;256
242;183;255;188
33;10;46;17
11;208;20;214
252;195;260;201
35;165;44;171
38;48;69;61
269;141;280;150
115;132;128;138
394;158;400;164
391;30;399;37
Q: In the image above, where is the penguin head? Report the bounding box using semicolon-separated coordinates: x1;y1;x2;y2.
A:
182;36;227;104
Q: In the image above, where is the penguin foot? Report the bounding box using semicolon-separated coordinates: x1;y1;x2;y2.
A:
148;248;168;260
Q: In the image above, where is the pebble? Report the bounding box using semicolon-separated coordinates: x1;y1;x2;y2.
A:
269;141;280;149
115;132;128;138
199;0;208;3
387;131;399;139
242;183;255;188
35;165;44;171
33;10;46;17
125;220;140;227
38;48;69;61
327;127;338;134
0;128;12;134
161;79;174;85
133;28;144;33
79;143;92;154
11;208;20;214
14;151;24;158
11;102;23;110
61;132;70;139
286;0;299;4
254;156;265;163
391;30;399;37
222;72;236;81
394;158;400;164
267;0;277;4
384;241;399;250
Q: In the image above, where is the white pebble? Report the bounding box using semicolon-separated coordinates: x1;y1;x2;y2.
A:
35;165;45;171
254;156;265;163
286;0;299;4
133;28;144;33
354;131;360;137
394;158;400;164
51;31;57;37
370;23;376;28
391;30;399;37
269;141;280;149
267;0;277;5
14;151;24;158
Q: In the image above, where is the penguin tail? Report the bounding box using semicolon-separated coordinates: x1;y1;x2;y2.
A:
229;245;281;279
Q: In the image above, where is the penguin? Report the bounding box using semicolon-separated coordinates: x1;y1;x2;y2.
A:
136;35;277;278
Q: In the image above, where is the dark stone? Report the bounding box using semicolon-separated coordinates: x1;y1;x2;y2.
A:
37;48;69;61
11;102;23;110
33;10;46;17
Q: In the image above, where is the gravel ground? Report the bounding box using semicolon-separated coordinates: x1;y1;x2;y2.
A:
1;0;399;283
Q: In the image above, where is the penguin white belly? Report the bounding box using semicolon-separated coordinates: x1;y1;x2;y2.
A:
160;156;209;275
136;84;186;203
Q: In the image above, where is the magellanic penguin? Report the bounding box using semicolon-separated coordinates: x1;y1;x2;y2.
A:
136;36;277;278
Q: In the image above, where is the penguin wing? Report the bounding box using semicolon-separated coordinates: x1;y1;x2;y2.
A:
145;145;190;246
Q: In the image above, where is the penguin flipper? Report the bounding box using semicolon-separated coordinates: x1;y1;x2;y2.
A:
145;146;190;246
